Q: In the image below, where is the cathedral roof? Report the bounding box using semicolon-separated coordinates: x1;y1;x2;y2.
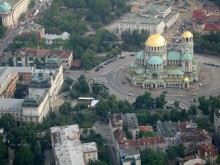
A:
130;62;137;68
145;34;167;47
0;2;11;13
166;68;184;76
136;51;144;59
182;53;192;60
182;31;193;38
136;68;145;75
183;76;190;82
147;56;163;65
168;51;181;60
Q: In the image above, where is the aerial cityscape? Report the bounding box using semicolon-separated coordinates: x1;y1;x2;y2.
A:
0;0;220;165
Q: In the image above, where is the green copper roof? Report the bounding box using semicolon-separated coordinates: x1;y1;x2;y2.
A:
143;79;165;83
182;53;192;60
130;62;137;68
147;56;163;65
0;2;11;13
136;68;145;75
136;51;144;60
166;68;184;75
168;51;181;60
164;78;183;83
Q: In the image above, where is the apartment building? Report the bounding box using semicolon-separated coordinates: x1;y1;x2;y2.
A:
0;62;63;123
50;125;98;165
0;67;18;98
14;48;73;69
118;5;179;34
198;143;218;164
118;148;141;165
157;121;212;150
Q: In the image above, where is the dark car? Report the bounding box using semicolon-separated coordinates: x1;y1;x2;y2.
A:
95;68;100;72
130;54;135;56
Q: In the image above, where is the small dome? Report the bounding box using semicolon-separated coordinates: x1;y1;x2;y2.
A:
182;31;193;38
145;34;167;47
0;2;11;13
182;53;192;60
183;76;189;82
147;56;163;65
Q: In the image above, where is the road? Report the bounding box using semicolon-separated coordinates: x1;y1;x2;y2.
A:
66;52;220;110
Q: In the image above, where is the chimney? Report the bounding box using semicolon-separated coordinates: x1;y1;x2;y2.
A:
60;46;62;50
178;120;180;125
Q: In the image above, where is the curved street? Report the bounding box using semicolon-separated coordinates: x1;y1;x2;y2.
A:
66;52;220;109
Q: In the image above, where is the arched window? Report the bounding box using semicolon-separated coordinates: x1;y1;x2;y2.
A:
151;73;159;79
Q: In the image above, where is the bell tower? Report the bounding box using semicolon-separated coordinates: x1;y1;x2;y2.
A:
181;31;194;57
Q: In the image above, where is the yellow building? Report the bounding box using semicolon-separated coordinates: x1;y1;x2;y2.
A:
0;0;30;27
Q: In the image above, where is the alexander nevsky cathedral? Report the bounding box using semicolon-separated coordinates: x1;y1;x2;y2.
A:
126;31;198;89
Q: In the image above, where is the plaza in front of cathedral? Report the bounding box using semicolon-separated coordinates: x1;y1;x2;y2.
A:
126;31;199;90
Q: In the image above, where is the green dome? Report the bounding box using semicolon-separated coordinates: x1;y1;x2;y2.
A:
0;2;11;13
136;51;144;60
182;53;192;60
147;56;163;65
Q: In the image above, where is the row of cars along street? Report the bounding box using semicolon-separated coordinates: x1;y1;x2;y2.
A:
204;62;220;67
95;56;127;72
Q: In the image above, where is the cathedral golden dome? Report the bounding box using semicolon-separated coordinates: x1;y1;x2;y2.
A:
182;31;193;38
145;34;167;47
183;76;189;82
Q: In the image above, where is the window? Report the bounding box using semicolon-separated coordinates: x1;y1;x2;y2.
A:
29;57;33;61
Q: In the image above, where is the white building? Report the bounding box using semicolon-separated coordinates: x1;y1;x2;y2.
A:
44;32;70;45
118;5;179;34
0;0;30;27
50;125;98;165
0;63;64;123
118;148;141;165
14;48;73;69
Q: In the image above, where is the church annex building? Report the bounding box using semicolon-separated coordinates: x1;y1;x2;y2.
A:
126;31;198;89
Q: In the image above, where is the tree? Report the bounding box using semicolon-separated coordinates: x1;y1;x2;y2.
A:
141;150;167;165
59;102;72;115
198;96;209;115
167;144;185;160
14;83;28;99
0;114;15;131
34;140;43;165
88;160;108;165
0;26;6;39
0;137;7;165
155;94;166;108
133;92;154;109
77;75;90;93
216;155;220;164
95;100;109;119
173;100;180;108
13;140;34;165
125;131;132;140
188;105;197;116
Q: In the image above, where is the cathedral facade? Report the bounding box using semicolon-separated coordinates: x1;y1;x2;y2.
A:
126;31;198;89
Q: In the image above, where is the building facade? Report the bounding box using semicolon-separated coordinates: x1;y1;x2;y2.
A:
0;63;63;123
21;23;45;39
126;31;198;89
50;125;98;165
192;6;220;34
0;0;30;27
0;67;18;98
14;48;73;69
44;32;70;45
118;5;179;34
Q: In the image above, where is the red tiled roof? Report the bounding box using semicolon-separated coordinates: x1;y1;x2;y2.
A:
71;59;81;67
24;48;72;59
192;8;220;31
139;126;153;132
120;137;164;148
198;143;218;158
